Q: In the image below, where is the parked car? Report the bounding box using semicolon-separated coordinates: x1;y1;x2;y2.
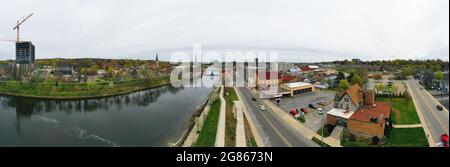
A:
289;109;300;117
300;108;309;113
441;134;449;148
317;101;325;106
259;105;266;111
317;108;324;115
308;104;318;109
251;97;257;101
437;105;444;111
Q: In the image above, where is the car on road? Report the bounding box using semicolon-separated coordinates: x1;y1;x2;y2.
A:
251;97;257;101
441;134;449;148
317;108;324;115
258;105;266;111
308;103;318;109
300;108;309;113
289;109;300;117
317;101;325;106
437;105;444;111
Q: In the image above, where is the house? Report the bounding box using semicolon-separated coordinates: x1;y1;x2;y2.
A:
54;63;73;76
280;81;315;96
327;84;391;139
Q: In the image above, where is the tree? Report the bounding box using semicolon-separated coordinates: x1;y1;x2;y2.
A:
435;71;444;82
375;83;385;94
80;68;87;75
107;67;114;79
336;72;346;81
339;80;350;90
90;65;99;74
350;75;362;86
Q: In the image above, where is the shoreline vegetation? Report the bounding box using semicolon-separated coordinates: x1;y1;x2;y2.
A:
0;76;171;100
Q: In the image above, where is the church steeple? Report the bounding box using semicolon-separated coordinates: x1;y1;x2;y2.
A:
155;52;159;61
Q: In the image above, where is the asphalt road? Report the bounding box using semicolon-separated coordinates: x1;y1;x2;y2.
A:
237;87;318;147
406;79;449;146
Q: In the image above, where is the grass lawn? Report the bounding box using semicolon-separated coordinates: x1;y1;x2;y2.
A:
226;87;239;101
384;128;429;147
194;99;221;147
377;97;420;125
312;137;331;147
342;128;429;147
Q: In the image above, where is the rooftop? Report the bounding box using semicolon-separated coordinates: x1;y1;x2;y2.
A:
285;81;313;88
327;108;355;119
350;102;391;124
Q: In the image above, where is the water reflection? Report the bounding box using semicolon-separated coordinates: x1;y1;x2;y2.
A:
0;84;185;117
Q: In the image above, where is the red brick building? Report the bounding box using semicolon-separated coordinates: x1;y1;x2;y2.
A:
327;84;392;139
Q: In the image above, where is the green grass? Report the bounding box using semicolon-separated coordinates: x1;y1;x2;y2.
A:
194;99;221;147
226;87;239;101
384;128;429;147
312;137;331;147
249;137;257;147
377;97;420;125
0;76;170;99
342;128;429;147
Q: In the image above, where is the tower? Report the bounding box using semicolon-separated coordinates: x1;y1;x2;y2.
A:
15;41;35;80
155;52;159;69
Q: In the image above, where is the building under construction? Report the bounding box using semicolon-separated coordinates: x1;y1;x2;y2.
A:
15;41;35;79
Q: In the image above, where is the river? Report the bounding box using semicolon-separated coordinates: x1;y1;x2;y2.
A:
0;78;214;147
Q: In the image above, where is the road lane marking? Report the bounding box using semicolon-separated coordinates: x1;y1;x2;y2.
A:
242;88;293;147
417;88;449;132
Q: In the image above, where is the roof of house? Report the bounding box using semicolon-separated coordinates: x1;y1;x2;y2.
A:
299;66;311;72
327;108;355;119
285;82;313;88
340;84;363;105
308;65;320;69
350;102;391;124
282;76;296;83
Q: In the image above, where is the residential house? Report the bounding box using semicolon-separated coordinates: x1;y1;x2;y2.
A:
327;84;391;139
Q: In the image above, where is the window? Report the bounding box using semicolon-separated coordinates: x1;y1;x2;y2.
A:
344;97;349;102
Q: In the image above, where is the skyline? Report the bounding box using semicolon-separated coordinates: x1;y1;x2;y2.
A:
0;0;449;62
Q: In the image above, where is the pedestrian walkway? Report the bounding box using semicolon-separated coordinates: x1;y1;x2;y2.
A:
215;86;226;147
234;101;247;147
330;125;344;139
393;124;423;128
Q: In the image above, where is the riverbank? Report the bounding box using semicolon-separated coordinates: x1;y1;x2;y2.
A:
0;76;171;100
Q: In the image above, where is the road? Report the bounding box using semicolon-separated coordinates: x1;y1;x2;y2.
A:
406;79;449;146
237;87;318;147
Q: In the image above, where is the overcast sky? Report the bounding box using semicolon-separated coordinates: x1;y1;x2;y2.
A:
0;0;448;62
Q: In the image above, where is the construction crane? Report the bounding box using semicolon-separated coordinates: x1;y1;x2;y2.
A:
0;39;16;43
13;13;33;42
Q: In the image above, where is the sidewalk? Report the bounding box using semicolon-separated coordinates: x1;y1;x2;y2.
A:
234;101;247;147
215;86;226;147
393;124;423;128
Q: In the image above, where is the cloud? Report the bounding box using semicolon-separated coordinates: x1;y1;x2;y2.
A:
0;0;448;62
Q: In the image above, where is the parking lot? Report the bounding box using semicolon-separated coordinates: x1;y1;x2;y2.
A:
270;90;336;132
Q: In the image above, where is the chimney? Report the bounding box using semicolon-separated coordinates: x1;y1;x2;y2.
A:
364;90;375;106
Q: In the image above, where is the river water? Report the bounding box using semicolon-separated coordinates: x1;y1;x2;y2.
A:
0;78;214;147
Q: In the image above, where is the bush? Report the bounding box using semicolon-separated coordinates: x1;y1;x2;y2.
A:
297;115;305;123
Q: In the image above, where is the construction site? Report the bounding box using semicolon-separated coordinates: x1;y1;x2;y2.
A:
0;13;35;80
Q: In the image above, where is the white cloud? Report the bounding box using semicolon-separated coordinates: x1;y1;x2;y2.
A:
0;0;448;62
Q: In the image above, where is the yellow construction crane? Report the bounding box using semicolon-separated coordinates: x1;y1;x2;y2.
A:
13;13;33;42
